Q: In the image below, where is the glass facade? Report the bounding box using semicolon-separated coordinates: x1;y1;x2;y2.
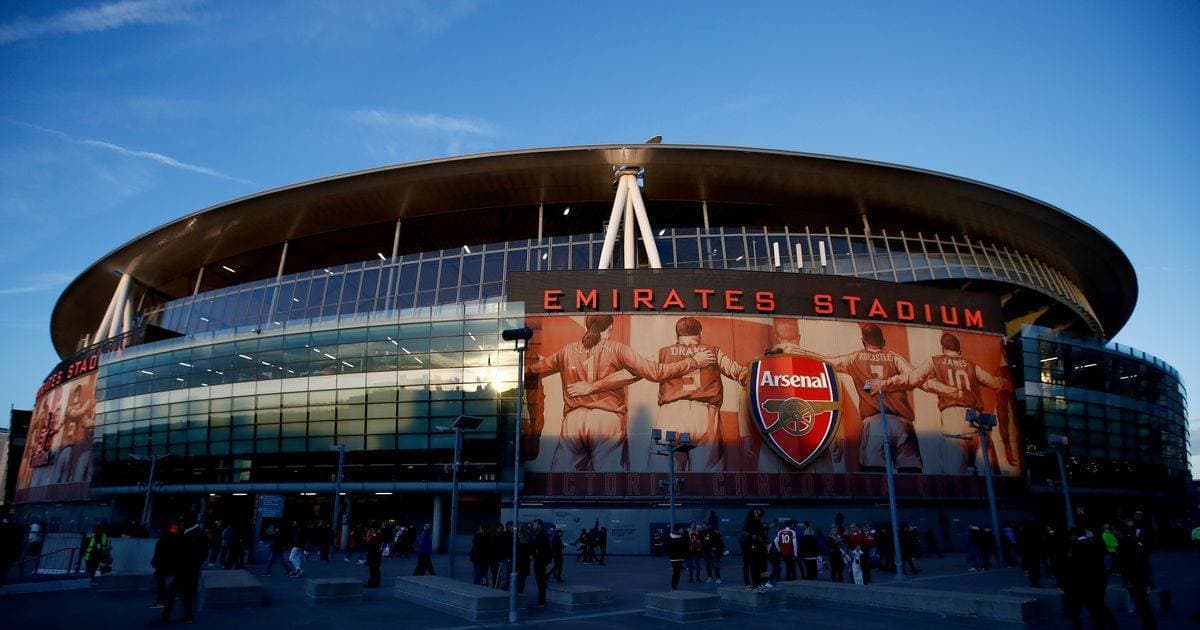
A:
148;225;1102;339
1016;324;1190;489
92;302;524;488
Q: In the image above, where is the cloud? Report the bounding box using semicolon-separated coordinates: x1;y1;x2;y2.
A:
348;109;494;136
0;0;203;45
10;120;252;185
0;272;75;296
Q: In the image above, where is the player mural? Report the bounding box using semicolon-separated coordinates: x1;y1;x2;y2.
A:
15;371;98;503
523;313;1019;480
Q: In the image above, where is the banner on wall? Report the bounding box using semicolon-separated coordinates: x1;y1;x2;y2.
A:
509;270;1020;498
15;349;102;503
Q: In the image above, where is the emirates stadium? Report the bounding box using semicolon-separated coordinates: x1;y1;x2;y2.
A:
13;144;1190;553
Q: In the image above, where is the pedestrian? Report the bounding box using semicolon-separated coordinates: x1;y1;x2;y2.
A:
980;527;996;571
288;520;305;577
846;524;871;584
849;544;864;585
27;521;44;560
774;520;798;581
263;521;295;576
470;525;490;586
701;523;725;584
741;510;763;591
550;526;565;582
685;522;703;582
1100;523;1118;573
515;523;532;594
0;513;22;585
82;522;111;580
667;525;688;591
1017;522;1044;588
159;521;207;624
1002;523;1017;567
1058;527;1118;630
707;510;719;531
364;529;382;588
1117;525;1156;630
150;524;172;608
530;519;550;607
900;525;920;575
491;523;508;587
573;528;592;563
597;526;608;565
413;523;436;576
827;527;846;583
966;525;982;571
923;527;942;558
798;526;820;580
938;510;951;552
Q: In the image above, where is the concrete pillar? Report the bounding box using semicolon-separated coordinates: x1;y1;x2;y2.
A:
432;494;443;552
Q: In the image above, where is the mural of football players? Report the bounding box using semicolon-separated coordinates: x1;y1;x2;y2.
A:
531;314;715;472
872;332;1011;474
581;316;745;471
828;324;956;473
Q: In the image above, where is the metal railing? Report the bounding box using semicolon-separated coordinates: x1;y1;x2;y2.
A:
11;545;84;579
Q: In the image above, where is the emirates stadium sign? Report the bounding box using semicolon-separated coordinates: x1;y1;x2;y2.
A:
749;354;842;469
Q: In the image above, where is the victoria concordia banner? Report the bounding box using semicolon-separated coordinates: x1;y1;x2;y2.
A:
509;270;1021;499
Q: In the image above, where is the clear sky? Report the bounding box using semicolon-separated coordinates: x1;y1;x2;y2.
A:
1;1;1197;472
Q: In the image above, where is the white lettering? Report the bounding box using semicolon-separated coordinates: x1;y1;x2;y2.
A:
758;370;828;389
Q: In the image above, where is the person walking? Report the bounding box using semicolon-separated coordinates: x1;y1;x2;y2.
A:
1017;522;1045;588
82;522;111;580
150;525;172;608
667;525;688;591
287;520;305;577
550;526;565;582
263;521;295;577
924;527;942;558
701;523;725;584
470;525;490;586
741;510;767;591
491;523;508;588
798;526;820;580
685;523;703;583
827;527;846;583
597;526;608;566
515;523;532;595
530;519;551;607
1058;527;1118;630
1101;523;1118;573
979;527;996;571
364;529;382;588
413;523;436;576
774;521;798;581
900;525;921;575
1117;526;1156;630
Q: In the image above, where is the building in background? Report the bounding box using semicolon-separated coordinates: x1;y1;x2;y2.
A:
13;144;1188;549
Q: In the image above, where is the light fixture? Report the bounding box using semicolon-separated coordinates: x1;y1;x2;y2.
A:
200;383;208;387
260;361;271;366
735;255;744;262
413;357;423;364
292;297;300;303
658;228;666;236
562;206;570;216
462;245;471;253
387;337;398;346
140;370;155;375
238;354;253;360
199;316;210;322
341;361;354;368
301;492;317;496
377;252;386;261
541;252;548;260
374;492;393;496
178;362;193;368
323;353;336;360
324;268;332;274
232;492;247;496
1040;357;1058;363
313;348;321;353
175;377;184;382
221;265;236;273
401;347;411;354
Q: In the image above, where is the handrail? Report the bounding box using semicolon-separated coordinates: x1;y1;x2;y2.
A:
14;545;83;576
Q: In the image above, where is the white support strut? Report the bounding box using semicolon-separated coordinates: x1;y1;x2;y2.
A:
596;169;663;270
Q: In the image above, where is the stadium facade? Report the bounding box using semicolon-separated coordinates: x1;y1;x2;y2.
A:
14;145;1189;552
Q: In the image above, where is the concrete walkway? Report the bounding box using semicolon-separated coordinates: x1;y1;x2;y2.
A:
0;550;1196;628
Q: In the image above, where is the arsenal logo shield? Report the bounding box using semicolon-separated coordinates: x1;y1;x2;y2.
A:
749;354;842;469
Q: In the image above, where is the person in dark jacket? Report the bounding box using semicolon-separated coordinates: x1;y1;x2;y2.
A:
1117;526;1156;630
470;525;490;585
364;529;382;588
741;510;766;590
798;526;820;580
701;523;725;584
1016;522;1044;588
667;525;689;591
160;521;207;624
515;523;532;594
490;523;508;588
150;525;173;608
529;520;551;606
413;523;435;576
1058;527;1117;630
550;527;565;582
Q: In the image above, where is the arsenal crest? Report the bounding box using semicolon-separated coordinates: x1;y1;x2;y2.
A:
749;354;842;469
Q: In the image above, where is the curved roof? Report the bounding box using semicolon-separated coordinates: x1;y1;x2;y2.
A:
51;144;1137;357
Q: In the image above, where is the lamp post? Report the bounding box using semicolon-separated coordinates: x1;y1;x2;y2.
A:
967;409;1005;560
330;444;347;551
131;440;170;527
438;415;484;579
863;383;904;581
501;326;532;624
651;429;696;532
1029;434;1075;529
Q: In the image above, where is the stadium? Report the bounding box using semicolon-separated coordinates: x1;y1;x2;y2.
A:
14;144;1190;553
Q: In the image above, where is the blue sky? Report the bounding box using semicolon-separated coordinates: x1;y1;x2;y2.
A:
1;1;1197;471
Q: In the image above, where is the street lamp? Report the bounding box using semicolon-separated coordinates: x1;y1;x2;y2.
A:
1027;434;1075;529
651;428;695;532
862;382;904;581
967;409;1005;561
437;414;484;579
329;444;347;552
501;326;532;624
130;440;170;527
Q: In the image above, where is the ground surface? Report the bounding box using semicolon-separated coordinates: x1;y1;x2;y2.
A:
1;549;1197;629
